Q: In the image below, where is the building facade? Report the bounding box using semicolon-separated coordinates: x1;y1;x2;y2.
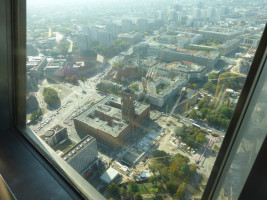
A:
74;92;150;148
44;124;67;147
62;136;98;175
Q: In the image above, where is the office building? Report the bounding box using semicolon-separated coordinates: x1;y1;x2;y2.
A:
136;18;148;33
62;136;98;175
98;30;112;46
43;124;67;147
76;33;91;51
121;19;132;33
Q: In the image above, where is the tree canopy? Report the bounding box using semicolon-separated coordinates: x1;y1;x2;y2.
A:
175;125;207;149
43;87;60;106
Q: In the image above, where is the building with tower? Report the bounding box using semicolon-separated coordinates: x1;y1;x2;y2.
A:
73;90;150;149
121;88;136;122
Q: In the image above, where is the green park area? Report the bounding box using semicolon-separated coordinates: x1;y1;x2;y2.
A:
106;151;200;200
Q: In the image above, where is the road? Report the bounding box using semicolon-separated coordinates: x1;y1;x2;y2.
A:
29;73;105;143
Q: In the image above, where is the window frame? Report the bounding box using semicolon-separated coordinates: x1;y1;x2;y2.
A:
2;0;267;199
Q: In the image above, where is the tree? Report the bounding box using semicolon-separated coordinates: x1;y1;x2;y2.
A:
208;73;218;80
69;75;78;84
189;163;197;175
219;105;234;120
204;82;217;94
107;182;119;196
175;183;186;200
112;62;124;70
131;84;139;91
149;187;159;194
152;150;168;158
191;83;197;89
200;107;209;119
43;87;60;106
134;193;143;200
196;133;206;144
30;109;43;121
120;187;126;198
189;109;197;119
198;96;211;110
170;154;190;179
128;181;139;193
175;125;186;137
149;174;159;186
152;150;169;165
157;88;163;94
166;180;179;194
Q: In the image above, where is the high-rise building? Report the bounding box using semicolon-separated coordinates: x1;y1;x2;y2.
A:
121;19;132;33
76;33;91;51
192;8;202;18
88;26;99;42
168;9;178;21
177;12;183;23
136;18;148;33
98;30;112;46
105;23;117;39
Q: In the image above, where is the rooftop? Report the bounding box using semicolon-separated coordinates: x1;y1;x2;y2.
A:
74;94;149;137
100;167;119;184
62;135;96;162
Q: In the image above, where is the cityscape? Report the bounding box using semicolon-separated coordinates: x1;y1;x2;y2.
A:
26;0;266;199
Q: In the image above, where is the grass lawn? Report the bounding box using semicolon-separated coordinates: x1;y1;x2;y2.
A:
136;182;154;194
53;139;76;153
53;84;72;100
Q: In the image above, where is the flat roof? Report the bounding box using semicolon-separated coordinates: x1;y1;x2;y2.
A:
74;94;149;137
44;130;55;137
62;135;96;162
100;167;119;184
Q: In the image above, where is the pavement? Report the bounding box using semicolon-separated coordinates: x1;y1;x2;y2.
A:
28;73;106;143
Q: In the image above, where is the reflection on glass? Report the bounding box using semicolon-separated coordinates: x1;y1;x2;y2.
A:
217;61;267;200
25;0;266;199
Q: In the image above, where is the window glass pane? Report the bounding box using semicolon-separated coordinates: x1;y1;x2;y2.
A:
25;0;266;199
217;58;267;200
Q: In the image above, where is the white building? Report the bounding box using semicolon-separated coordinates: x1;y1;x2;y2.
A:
100;167;120;184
